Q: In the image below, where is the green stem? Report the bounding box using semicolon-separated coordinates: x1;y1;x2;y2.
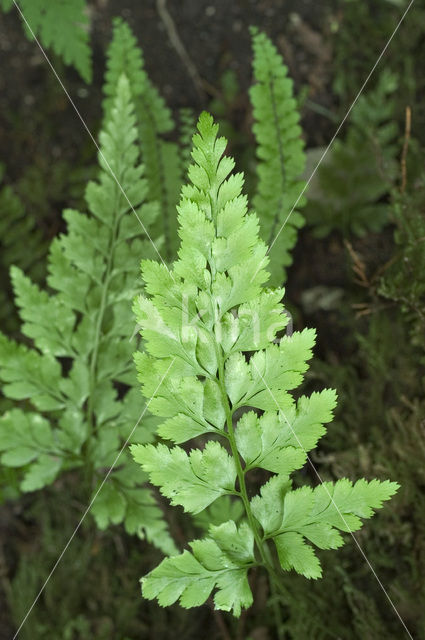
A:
215;351;270;568
207;164;286;635
83;179;123;488
215;345;288;639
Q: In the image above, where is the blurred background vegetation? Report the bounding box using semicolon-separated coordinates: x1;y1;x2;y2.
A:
0;0;424;638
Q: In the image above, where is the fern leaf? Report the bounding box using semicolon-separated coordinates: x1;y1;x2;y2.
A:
0;334;64;411
250;28;306;285
0;409;62;490
132;441;237;514
104;18;181;260
131;112;398;615
307;70;400;237
4;0;92;82
0;74;175;554
235;389;338;475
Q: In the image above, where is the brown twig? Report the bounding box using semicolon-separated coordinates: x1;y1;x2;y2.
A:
345;240;370;288
351;300;396;318
345;240;398;317
400;105;411;194
156;0;218;101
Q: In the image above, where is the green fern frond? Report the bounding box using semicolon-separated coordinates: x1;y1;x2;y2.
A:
2;0;92;82
250;28;306;285
104;18;182;261
131;113;397;616
307;70;400;237
0;74;175;555
179;108;197;176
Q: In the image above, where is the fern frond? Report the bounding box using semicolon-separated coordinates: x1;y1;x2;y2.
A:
0;74;175;555
307;70;400;237
2;0;92;82
250;28;306;285
131;113;397;616
104;18;182;260
179;107;196;176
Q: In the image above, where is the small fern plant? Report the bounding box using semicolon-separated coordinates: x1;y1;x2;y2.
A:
0;73;175;555
131;113;398;616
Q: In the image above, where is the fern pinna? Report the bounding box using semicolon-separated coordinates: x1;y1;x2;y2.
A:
131;113;398;616
250;28;306;286
0;74;175;555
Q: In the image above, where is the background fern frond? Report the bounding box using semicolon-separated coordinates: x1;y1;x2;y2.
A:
0;73;174;555
307;70;401;238
104;18;182;261
178;107;196;176
1;0;92;82
250;28;306;286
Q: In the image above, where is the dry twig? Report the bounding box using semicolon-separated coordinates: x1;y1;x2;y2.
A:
156;0;219;101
